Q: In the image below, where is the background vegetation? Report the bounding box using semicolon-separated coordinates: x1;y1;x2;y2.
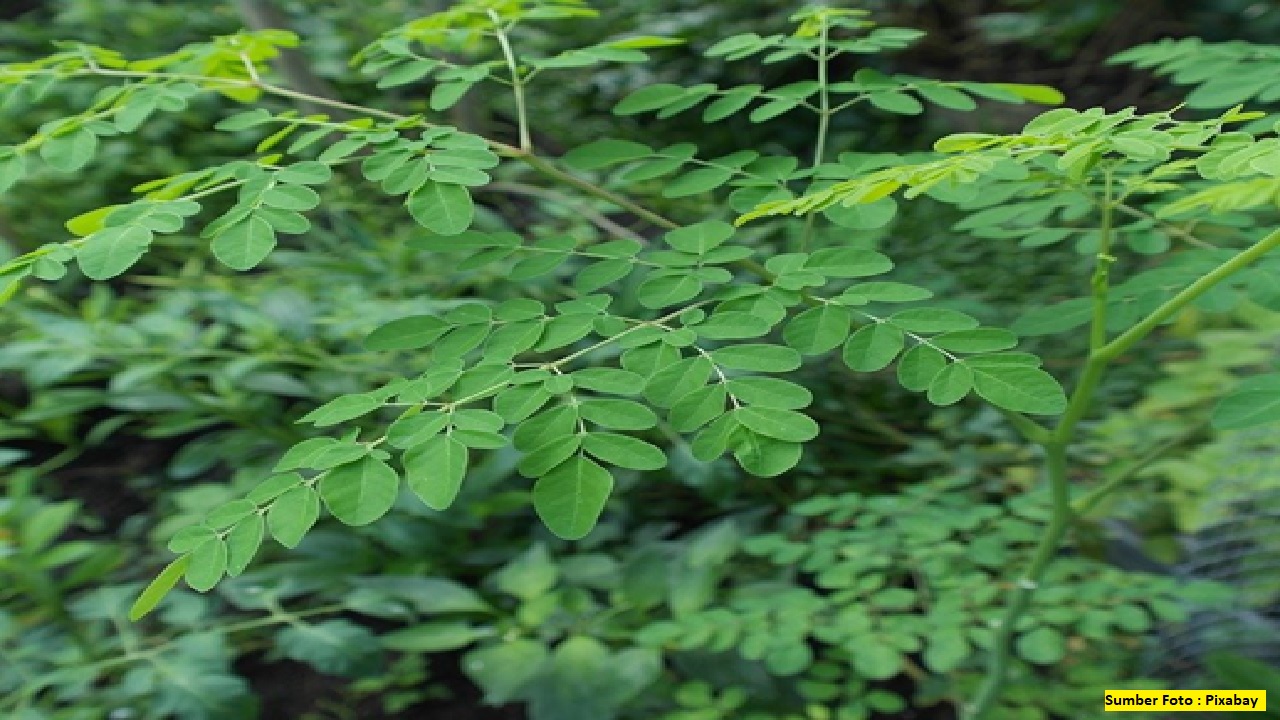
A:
2;1;1279;719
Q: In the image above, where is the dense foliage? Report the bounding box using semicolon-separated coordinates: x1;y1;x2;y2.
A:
3;1;1280;719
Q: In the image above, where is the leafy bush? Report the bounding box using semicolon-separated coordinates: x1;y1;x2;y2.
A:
2;1;1278;718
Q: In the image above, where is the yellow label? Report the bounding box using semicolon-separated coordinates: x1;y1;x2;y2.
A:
1104;690;1267;712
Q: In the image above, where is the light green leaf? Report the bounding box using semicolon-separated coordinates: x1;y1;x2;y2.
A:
563;139;653;170
853;643;902;680
703;86;760;122
784;304;852;354
408;181;474;235
923;629;971;673
129;555;191;621
464;640;548;705
1011;298;1092;336
725;376;811;410
615;83;687;115
842;282;932;303
926;363;973;406
299;392;382;427
663;167;735;197
1016;626;1066;665
637;273;703;308
733;432;802;477
572;368;645;395
694;311;773;340
518;435;583;478
932;328;1018;353
805;247;893;278
668;384;728;432
968;363;1067;415
40;127;97;172
664;220;734;254
276;161;333;185
916;83;977;111
991;83;1065;105
185;538;227;592
533;455;613;540
66;204;122;237
889;308;979;333
261;184;320;211
842;323;905;371
494;385;552;423
896;345;947;392
732;407;819;442
1212;374;1280;429
225;514;264;576
582;433;667;471
76;225;153;280
578;399;659;430
268;486;320;548
319;456;400;526
869;91;923;115
0;152;27;194
276;619;381;677
494;544;558;600
404;435;468;510
364;315;450;351
824;197;898;230
382;622;491;652
710;344;802;372
431;81;475;111
211;215;277;270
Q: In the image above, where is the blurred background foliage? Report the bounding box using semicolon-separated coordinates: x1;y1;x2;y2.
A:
1;1;1279;718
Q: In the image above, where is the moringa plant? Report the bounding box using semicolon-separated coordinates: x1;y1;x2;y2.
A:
3;2;1280;717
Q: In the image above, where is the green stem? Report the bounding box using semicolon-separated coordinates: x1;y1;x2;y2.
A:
967;224;1280;719
1100;227;1280;361
965;441;1072;720
799;20;832;253
1089;170;1115;351
488;11;531;152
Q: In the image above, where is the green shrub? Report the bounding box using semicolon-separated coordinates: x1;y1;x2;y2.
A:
3;2;1278;718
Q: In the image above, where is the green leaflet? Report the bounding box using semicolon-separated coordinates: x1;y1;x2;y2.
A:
319;456;400;525
40;127;98;172
967;362;1067;415
563;139;653;170
211;215;277;271
843;323;905;371
185;537;228;592
408;181;474;235
299;393;383;427
582;432;667;471
710;344;802;372
268;486;320;548
897;345;947;392
927;363;973;406
733;430;802;477
76;225;153;280
732;406;820;443
225;513;264;576
404;435;469;510
464;639;548;705
578;399;659;430
128;555;191;621
533;455;614;540
1211;374;1280;429
1015;626;1066;665
364;314;450;351
784;304;852;355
